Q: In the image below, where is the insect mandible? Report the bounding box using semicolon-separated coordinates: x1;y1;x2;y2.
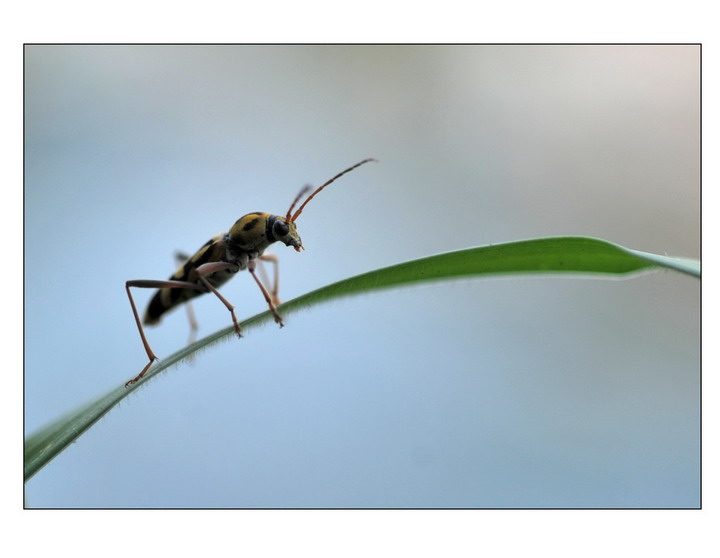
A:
125;158;377;387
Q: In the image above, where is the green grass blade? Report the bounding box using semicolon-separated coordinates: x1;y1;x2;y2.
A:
621;248;701;277
24;387;131;482
24;236;699;481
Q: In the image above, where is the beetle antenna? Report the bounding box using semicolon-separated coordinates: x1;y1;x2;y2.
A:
285;185;312;221
290;158;377;223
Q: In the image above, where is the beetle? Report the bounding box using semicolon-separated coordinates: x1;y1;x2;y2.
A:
125;158;377;386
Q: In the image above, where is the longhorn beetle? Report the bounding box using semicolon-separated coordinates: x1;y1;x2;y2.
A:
125;158;377;387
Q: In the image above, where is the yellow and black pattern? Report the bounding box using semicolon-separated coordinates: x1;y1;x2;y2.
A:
228;212;268;249
143;234;228;325
227;212;301;253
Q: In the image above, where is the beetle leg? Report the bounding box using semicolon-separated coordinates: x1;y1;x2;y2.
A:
247;260;284;327
175;252;199;347
194;262;243;338
125;279;204;387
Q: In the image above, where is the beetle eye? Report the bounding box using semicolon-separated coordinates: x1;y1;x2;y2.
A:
274;220;290;237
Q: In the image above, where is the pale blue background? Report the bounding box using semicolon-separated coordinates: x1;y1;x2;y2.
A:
24;45;700;508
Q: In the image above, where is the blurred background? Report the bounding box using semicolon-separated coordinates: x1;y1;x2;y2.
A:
24;45;699;508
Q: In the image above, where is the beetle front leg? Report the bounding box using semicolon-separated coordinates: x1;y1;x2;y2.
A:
247;260;284;327
258;252;281;306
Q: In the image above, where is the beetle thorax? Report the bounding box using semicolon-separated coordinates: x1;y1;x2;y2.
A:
225;212;303;263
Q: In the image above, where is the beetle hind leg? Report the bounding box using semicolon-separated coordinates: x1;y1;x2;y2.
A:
124;279;204;387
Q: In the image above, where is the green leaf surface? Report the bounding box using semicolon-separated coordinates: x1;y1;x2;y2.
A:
24;236;699;481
